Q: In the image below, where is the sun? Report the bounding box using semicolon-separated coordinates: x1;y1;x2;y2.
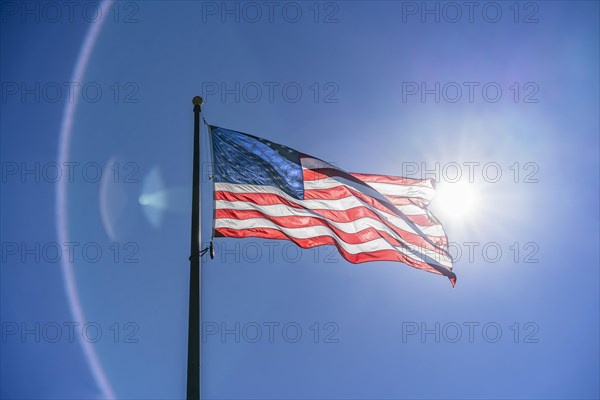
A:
433;181;480;222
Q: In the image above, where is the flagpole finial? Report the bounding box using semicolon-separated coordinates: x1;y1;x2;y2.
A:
192;96;203;106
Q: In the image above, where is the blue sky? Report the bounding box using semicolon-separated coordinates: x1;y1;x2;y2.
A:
1;1;599;399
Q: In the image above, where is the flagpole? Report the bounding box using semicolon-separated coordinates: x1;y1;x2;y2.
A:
187;96;203;400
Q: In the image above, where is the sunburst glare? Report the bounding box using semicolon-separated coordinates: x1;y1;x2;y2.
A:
434;181;480;221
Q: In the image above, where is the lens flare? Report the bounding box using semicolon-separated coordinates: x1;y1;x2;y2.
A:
139;166;189;229
56;1;116;398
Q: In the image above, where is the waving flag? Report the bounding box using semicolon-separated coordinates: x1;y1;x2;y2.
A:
210;126;456;286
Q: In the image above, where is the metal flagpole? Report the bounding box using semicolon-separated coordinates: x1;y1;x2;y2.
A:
187;96;203;400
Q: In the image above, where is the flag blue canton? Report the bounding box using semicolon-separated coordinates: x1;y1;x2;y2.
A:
210;126;305;199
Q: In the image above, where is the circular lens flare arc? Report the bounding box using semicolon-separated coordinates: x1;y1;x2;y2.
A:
56;2;116;398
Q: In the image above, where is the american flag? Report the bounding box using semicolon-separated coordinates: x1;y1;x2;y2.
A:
210;126;456;286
